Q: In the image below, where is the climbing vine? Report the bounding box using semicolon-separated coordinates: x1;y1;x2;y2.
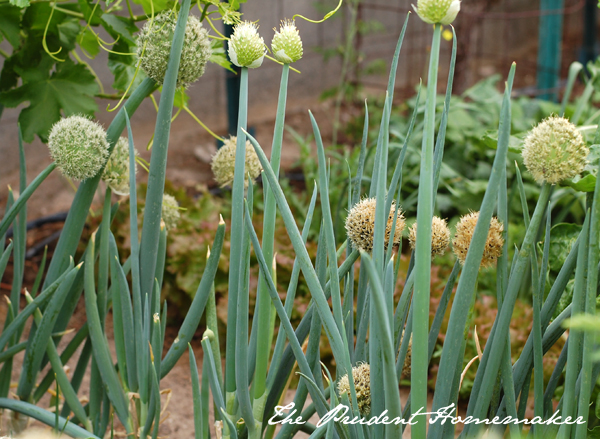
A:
0;0;242;142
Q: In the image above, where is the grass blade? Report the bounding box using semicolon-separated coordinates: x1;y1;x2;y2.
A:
161;218;225;376
0;398;100;438
26;293;92;431
262;250;359;423
60;338;92;419
574;138;600;438
0;341;26;363
97;188;112;325
16;260;78;400
123;108;144;396
467;184;553;435
557;212;590;438
531;205;552;427
543;339;568;417
0;164;56;240
201;359;211;439
50;202;120;345
429;63;516;438
235;212;256;436
201;335;236;439
432;26;457;198
154;224;168;308
254;64;290;407
244;129;347;370
497;237;580;418
266;183;318;388
30;245;48;297
84;233;131;433
243;201;331;419
560;61;583;116
34;323;89;403
277;297;325;439
139;0;191;309
571;69;597;125
225;64;250;407
412;24;442;437
0;241;13;284
151;281;162;379
0;264;72;352
353;101;369;333
362;252;402;438
109;234;135;390
12;125;27;318
310;111;345;335
189;344;203;439
369;13;409;196
386;82;421;215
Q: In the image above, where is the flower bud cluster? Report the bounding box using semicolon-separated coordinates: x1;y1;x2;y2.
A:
137;12;211;87
522;116;589;185
211;136;262;188
337;363;372;416
413;0;461;25
452;212;503;268
408;216;451;258
48;115;109;181
161;193;181;231
345;198;405;253
228;21;266;68
271;20;303;63
102;137;138;196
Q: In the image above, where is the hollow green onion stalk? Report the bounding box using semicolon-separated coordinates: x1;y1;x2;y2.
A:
412;23;441;439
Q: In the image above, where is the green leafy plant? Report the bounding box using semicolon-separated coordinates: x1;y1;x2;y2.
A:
0;0;240;143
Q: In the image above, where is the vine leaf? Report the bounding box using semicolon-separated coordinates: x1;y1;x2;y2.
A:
561;174;597;193
209;40;234;73
0;6;22;47
108;39;147;92
77;27;100;58
0;59;98;142
130;0;174;16
57;19;81;50
78;0;103;25
101;14;137;45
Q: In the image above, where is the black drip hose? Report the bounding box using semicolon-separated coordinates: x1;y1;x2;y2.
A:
3;212;68;260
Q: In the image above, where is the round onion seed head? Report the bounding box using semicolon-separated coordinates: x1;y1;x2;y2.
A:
412;0;461;25
337;363;371;416
137;12;211;87
211;136;262;188
48;115;110;181
271;20;303;63
408;216;450;258
228;21;266;68
161;194;180;231
345;198;405;253
399;331;412;380
452;211;504;268
522;116;589;185
102;137;138;196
